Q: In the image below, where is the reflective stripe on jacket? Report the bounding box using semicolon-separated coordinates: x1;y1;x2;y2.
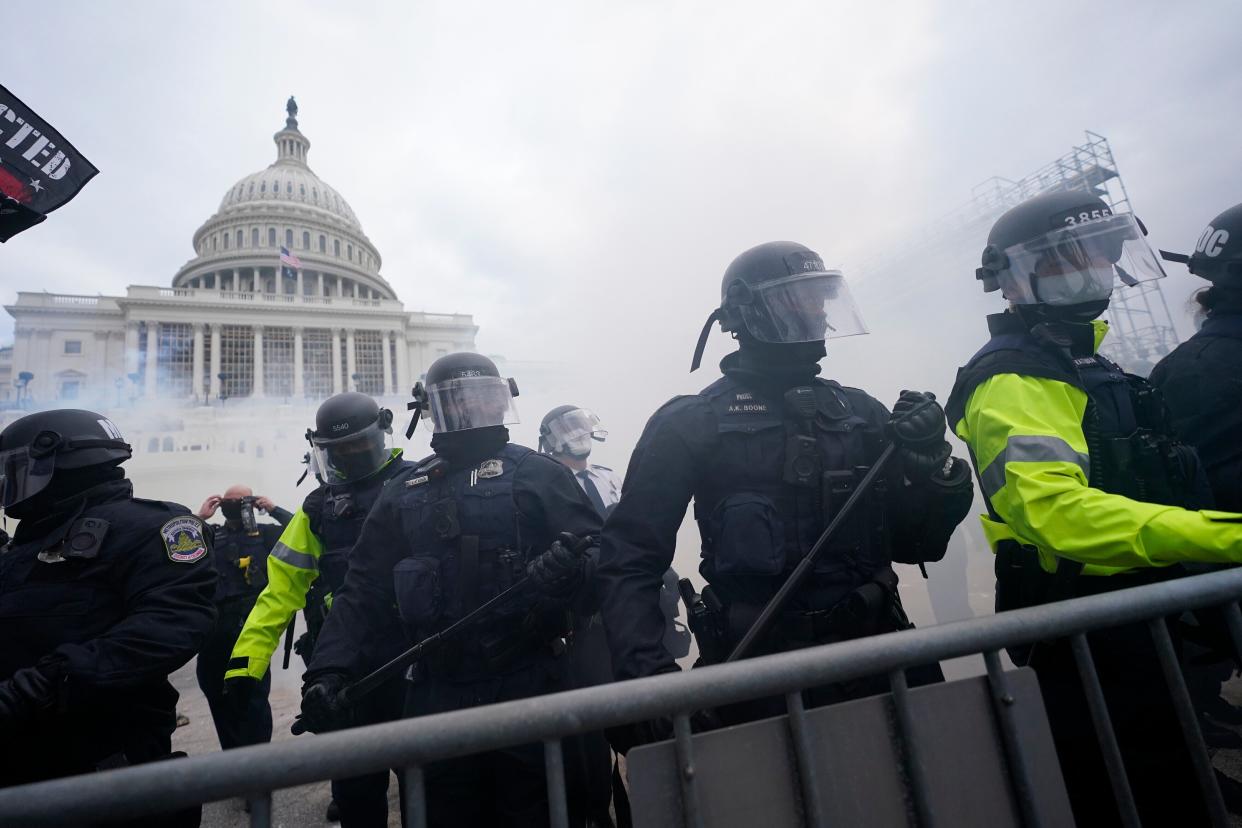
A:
225;508;323;679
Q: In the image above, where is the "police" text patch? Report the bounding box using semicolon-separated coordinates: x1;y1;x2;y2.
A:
161;517;208;563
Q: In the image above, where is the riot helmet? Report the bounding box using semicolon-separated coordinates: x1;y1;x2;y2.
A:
306;392;393;483
409;352;519;434
0;408;131;511
1160;203;1242;288
539;405;607;458
690;241;867;371
977;190;1166;322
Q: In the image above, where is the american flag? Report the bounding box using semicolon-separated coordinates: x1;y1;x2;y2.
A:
279;246;303;269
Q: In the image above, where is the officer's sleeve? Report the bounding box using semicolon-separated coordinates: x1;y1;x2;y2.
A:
514;453;604;551
515;453;605;615
852;394;974;565
959;372;1242;571
595;397;713;681
52;514;217;691
268;506;294;527
226;509;323;680
305;490;408;679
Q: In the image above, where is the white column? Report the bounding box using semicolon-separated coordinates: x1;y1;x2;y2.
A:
395;329;410;396
124;321;140;377
330;328;342;394
208;324;221;400
92;331;109;401
345;329;357;390
317;271;325;297
34;331;52;400
380;330;394;396
252;325;265;398
143;322;159;398
296;270;304;297
336;277;345;298
191;323;205;402
293;326;305;398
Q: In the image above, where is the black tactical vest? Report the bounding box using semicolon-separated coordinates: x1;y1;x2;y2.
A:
211;526;271;603
308;461;407;595
692;374;889;608
303;456;410;638
390;443;531;637
1150;313;1242;511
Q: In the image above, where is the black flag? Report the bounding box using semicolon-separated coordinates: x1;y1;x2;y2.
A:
0;85;99;242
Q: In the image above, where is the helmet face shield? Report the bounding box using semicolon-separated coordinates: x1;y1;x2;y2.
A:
544;408;606;457
996;214;1166;307
0;445;56;509
734;271;868;344
427;375;520;433
311;421;389;482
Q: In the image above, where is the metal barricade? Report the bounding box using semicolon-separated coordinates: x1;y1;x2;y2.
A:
2;566;1241;827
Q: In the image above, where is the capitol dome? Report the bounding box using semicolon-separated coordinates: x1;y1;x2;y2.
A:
172;98;395;301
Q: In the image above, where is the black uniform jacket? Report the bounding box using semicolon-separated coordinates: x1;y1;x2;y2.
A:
595;354;973;682
1150;312;1242;511
307;444;602;680
0;478;216;782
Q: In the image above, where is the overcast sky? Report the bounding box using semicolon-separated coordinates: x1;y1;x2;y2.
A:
2;0;1240;454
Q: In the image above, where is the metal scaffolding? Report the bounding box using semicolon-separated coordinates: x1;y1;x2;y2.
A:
863;131;1180;374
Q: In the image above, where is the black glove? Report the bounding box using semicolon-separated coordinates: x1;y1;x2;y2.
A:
292;631;315;657
293;672;352;735
222;674;260;713
0;658;64;728
886;390;952;482
527;532;589;599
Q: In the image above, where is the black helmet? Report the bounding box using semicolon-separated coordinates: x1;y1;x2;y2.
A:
1161;203;1242;287
690;241;867;371
539;405;607;457
0;409;131;509
306;392;393;483
408;352;519;435
977;190;1166;321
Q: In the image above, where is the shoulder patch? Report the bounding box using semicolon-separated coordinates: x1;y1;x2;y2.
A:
477;458;504;479
161;516;208;563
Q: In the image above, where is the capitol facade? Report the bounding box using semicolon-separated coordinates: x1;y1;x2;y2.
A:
1;99;477;408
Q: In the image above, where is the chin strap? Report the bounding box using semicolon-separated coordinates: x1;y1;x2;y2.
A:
689;309;723;373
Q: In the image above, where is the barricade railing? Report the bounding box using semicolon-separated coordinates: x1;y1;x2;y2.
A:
2;566;1242;827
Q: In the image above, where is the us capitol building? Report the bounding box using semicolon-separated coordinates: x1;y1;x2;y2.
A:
1;98;477;409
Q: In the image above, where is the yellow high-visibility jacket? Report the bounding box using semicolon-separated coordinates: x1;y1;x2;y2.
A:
225;449;405;680
947;314;1242;578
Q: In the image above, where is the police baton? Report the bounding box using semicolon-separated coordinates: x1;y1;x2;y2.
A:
339;577;532;707
726;442;898;663
282;614;297;670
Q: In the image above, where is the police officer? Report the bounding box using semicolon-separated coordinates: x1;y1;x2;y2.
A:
227;392;411;827
1151;203;1242;743
300;353;603;828
596;241;974;745
539;406;622;515
539;404;690;658
0;409;215;826
946;190;1242;824
193;484;289;753
1152;202;1242;510
541;405;688;827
